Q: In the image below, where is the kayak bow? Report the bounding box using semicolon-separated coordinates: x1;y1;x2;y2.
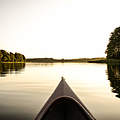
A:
35;78;96;120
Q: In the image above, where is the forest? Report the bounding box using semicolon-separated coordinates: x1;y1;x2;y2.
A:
0;50;26;62
106;27;120;59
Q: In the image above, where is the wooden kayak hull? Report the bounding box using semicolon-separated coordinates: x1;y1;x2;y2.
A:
35;78;96;120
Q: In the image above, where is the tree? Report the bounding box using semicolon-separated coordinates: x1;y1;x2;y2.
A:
10;52;15;62
15;52;25;62
0;50;26;62
0;50;10;62
0;51;3;62
106;27;120;59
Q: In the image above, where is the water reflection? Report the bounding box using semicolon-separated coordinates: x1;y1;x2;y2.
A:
0;63;25;77
107;63;120;98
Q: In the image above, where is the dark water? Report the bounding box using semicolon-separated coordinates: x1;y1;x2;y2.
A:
0;63;120;120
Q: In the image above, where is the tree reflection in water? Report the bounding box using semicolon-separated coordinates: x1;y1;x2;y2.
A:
0;63;25;77
107;63;120;98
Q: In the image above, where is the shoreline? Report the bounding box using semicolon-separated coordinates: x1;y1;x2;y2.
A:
26;57;106;63
1;58;120;64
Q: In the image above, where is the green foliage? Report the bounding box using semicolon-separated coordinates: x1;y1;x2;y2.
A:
10;52;15;62
106;27;120;59
1;56;9;62
0;50;26;63
0;51;3;62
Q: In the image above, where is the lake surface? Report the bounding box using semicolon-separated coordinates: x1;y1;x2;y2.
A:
0;63;120;120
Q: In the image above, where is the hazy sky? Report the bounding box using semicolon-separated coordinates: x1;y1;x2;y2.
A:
0;0;120;58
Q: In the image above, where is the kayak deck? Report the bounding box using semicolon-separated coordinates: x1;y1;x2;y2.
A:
35;78;96;120
41;97;93;120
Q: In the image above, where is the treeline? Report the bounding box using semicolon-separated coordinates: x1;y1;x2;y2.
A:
0;50;26;62
26;57;106;63
26;58;89;63
26;58;56;63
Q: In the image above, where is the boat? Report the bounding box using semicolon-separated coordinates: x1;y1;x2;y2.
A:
35;77;96;120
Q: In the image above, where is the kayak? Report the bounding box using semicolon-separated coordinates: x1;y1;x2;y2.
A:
35;77;96;120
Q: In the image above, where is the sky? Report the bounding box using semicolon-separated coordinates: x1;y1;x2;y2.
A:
0;0;120;59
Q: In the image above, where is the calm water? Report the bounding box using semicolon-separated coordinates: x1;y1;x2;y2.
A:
0;63;120;120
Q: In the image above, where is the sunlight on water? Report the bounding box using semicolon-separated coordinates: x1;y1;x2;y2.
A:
0;63;120;120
